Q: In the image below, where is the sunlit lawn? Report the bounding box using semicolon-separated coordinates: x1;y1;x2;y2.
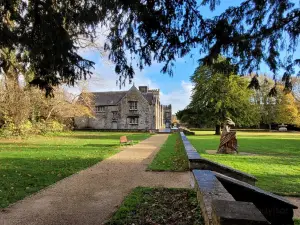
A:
0;131;150;208
188;131;300;196
148;133;189;171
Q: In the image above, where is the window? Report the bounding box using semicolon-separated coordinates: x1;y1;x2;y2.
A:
129;101;137;110
95;106;105;112
165;112;170;118
112;111;118;119
129;117;138;125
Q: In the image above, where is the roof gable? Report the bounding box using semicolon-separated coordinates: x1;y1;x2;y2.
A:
92;86;155;106
92;91;127;106
123;85;153;105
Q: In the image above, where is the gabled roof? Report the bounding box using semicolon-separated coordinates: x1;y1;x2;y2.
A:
142;92;155;104
92;90;154;106
92;91;127;106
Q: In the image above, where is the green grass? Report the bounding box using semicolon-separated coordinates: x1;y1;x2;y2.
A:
0;131;150;208
188;131;300;196
148;133;189;171
295;219;300;225
106;187;203;225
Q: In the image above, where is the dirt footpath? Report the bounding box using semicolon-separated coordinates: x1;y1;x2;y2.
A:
0;134;191;225
285;197;300;219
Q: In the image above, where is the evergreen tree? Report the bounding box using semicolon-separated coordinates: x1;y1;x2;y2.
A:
1;1;299;92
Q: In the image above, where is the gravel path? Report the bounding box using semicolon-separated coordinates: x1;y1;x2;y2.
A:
0;134;191;225
285;197;300;219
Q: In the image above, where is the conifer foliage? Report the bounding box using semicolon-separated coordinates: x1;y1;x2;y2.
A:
1;0;299;92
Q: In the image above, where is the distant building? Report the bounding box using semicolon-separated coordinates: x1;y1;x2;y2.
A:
171;115;179;126
163;105;172;128
74;85;172;130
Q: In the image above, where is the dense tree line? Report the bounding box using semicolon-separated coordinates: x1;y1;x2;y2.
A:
177;57;300;134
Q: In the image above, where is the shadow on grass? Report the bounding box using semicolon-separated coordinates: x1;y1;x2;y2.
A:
0;156;114;208
55;135;123;140
0;144;118;152
56;134;150;140
106;187;204;225
194;134;217;137
84;144;119;147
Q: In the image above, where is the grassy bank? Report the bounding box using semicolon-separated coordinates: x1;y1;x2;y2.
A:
0;131;150;208
188;131;300;196
148;133;189;171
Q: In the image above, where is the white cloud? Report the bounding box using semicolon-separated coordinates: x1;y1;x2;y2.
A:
87;62;160;92
65;61;193;115
65;54;160;94
67;25;193;115
160;81;193;114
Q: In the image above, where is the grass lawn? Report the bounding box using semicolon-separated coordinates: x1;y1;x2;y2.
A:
148;133;189;171
0;131;150;208
106;187;203;225
187;131;300;196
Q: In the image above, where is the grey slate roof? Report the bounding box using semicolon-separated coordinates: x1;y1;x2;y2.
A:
92;91;154;106
92;91;126;106
142;92;155;104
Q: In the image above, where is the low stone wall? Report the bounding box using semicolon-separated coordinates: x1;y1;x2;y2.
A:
215;172;298;225
212;200;270;225
180;132;201;161
182;130;298;225
179;132;257;185
193;170;298;225
193;170;269;225
191;157;257;185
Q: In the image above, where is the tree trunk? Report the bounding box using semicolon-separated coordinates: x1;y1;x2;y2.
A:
268;123;272;130
215;124;221;135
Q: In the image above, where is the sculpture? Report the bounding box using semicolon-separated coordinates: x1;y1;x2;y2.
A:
217;118;238;154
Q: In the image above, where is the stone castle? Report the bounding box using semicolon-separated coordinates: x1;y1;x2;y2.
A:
74;85;172;130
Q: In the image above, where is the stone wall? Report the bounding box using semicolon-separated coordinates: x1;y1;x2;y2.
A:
163;104;172;128
74;86;171;130
118;87;154;130
86;105;118;129
180;132;297;225
74;116;89;129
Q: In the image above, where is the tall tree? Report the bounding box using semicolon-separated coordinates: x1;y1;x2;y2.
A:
275;86;300;126
0;79;93;135
176;107;202;128
1;1;299;92
251;75;277;129
189;57;259;135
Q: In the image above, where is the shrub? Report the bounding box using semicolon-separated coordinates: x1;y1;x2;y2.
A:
32;120;65;134
0;120;33;137
0;119;65;137
45;120;65;132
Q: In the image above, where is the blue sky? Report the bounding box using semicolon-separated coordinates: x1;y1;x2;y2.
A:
76;0;299;114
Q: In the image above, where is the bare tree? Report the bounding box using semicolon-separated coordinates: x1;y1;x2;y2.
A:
0;80;94;135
